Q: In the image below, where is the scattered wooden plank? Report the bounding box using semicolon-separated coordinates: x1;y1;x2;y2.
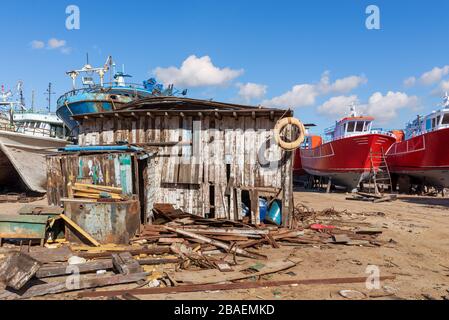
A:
18;205;64;216
0;252;42;290
180;227;268;236
36;260;113;278
76;247;171;259
0;272;148;300
165;226;266;260
355;228;384;235
172;258;300;285
158;238;185;244
331;234;351;244
59;214;100;247
78;275;396;298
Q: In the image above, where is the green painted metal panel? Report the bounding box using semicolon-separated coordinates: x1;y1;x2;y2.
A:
0;215;48;240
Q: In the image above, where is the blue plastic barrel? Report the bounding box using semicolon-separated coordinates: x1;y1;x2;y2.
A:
265;200;282;225
259;198;268;221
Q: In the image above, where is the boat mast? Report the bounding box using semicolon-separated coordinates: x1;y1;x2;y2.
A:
45;82;55;112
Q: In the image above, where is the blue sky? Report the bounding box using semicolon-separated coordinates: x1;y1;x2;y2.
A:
1;0;449;133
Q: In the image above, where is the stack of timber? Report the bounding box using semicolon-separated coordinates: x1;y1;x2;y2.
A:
67;183;128;202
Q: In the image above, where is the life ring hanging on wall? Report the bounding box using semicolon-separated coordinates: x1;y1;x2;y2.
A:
274;117;306;151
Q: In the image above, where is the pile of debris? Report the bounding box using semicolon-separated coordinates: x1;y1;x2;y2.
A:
0;194;45;204
0;203;390;300
346;192;398;203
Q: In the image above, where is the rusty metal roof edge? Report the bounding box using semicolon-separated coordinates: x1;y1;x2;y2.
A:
72;108;293;120
119;96;276;111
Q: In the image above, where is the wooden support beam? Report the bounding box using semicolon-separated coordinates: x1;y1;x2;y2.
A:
59;214;101;247
146;112;154;118
0;272;148;300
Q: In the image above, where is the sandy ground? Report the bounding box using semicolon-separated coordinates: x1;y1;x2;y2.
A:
1;192;448;300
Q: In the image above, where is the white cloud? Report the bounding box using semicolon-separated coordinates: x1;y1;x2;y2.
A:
263;71;366;108
403;76;416;87
317;95;358;118
30;38;70;54
154;55;244;87
364;91;419;123
318;91;419;124
405;65;449;87
420;66;449;85
263;84;319;108
433;79;449;95
237;83;267;103
48;38;66;49
31;40;45;49
318;71;367;94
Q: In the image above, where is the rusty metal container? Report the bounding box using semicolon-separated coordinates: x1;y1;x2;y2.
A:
63;199;140;245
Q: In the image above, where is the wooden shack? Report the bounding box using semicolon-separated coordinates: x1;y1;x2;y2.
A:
48;97;296;226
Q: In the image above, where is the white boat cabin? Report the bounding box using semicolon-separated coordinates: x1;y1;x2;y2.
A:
13;113;66;139
405;93;449;140
325;116;374;141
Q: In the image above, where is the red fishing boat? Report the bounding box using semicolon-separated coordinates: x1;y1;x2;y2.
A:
293;126;322;176
300;105;397;190
386;94;449;188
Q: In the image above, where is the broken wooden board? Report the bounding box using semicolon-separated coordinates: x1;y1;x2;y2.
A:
112;252;143;275
0;252;42;290
36;260;113;278
18;205;64;216
0;272;148;300
172;257;301;285
60;214;101;247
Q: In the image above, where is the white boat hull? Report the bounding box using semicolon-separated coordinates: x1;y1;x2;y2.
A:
0;131;68;193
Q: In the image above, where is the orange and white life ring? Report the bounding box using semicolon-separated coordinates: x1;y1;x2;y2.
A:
274;117;306;151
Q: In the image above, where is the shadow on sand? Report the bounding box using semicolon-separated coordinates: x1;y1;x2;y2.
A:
398;196;449;209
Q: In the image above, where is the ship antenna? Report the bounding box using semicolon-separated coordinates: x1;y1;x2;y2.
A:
45;82;56;112
349;101;357;117
443;92;449;108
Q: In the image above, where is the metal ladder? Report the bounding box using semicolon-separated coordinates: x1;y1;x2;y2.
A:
369;148;392;195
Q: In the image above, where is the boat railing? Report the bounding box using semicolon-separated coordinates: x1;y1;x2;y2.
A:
0;123;15;132
56;82;150;104
323;129;396;143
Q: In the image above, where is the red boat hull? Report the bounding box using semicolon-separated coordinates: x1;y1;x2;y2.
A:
293;149;307;176
300;134;396;190
386;127;449;187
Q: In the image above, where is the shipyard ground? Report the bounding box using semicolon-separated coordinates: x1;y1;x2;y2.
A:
1;191;448;300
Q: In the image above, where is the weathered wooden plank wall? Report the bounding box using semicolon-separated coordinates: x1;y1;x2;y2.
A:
74;114;293;225
46;153;136;206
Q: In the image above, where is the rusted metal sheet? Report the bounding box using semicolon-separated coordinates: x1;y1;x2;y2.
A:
63;200;140;245
0;215;48;240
